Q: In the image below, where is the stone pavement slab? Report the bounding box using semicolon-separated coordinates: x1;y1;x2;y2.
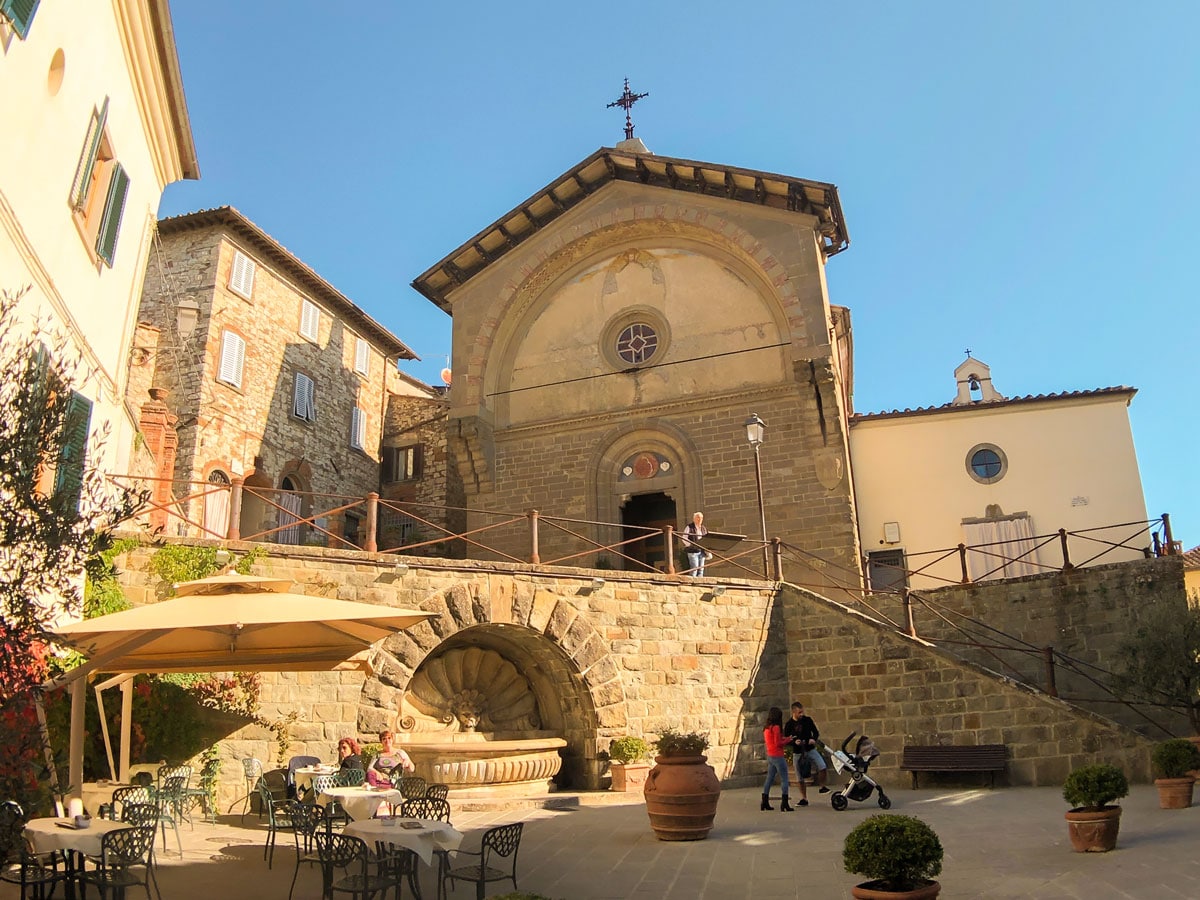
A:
3;785;1197;899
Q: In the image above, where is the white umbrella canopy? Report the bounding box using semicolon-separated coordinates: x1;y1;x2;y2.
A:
52;571;432;675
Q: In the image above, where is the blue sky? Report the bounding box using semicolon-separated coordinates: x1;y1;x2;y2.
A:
160;1;1199;547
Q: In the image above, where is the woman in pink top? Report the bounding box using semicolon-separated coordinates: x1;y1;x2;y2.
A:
762;706;793;811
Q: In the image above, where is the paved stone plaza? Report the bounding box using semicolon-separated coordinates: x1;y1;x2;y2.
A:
6;786;1198;899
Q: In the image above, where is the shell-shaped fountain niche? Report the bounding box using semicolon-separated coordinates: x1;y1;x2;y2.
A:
395;646;566;796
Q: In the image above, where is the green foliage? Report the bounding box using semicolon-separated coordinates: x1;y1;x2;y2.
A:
360;742;382;769
83;536;138;618
1151;738;1200;779
233;545;266;575
608;736;651;764
197;743;222;816
1116;598;1200;734
1063;764;1128;810
0;286;146;812
653;727;709;756
147;545;221;593
843;814;943;891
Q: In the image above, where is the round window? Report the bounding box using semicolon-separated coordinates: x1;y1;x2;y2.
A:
615;323;659;365
966;444;1007;484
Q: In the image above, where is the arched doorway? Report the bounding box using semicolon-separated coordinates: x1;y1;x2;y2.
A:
620;491;677;572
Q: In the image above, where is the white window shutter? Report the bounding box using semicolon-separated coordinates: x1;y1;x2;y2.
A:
350;407;366;449
229;250;256;299
354;337;370;376
300;299;320;341
293;372;316;421
218;331;245;387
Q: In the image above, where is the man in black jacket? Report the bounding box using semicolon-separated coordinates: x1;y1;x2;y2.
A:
782;701;829;806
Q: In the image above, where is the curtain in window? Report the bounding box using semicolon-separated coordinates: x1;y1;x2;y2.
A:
277;492;302;545
962;515;1039;581
203;484;230;539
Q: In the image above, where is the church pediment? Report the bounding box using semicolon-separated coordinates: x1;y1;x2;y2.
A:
411;147;850;312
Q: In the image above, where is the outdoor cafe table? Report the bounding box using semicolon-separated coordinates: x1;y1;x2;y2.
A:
294;763;339;794
23;817;131;899
316;785;402;821
80;780;130;816
342;817;463;866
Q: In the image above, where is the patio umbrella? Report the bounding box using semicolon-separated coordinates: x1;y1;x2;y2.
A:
46;572;433;796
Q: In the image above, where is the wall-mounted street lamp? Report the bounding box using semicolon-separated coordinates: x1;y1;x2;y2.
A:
744;413;770;578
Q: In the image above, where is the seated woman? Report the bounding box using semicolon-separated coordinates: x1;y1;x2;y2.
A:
337;737;364;771
366;729;415;786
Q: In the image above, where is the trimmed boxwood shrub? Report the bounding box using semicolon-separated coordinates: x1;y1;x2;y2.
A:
843;813;943;891
1063;764;1128;810
1151;739;1200;779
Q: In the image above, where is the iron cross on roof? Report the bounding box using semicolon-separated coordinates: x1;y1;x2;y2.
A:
607;77;649;140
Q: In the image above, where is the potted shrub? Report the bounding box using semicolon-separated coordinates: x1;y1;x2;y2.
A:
643;728;721;841
1151;738;1200;809
607;736;652;792
843;813;943;899
1062;763;1127;852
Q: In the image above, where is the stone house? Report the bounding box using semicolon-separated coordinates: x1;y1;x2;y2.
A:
1;0;197;485
130;206;422;547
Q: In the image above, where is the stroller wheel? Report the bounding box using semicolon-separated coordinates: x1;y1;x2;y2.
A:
877;792;891;809
831;793;848;811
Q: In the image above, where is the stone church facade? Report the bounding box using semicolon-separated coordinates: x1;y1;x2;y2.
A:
413;142;863;589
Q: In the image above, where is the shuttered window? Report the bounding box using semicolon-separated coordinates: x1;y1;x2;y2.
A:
354;337;370;376
229;250;256;299
383;445;422;483
299;299;320;342
217;331;246;388
350;407;366;450
53;391;92;512
70;99;109;211
293;372;316;422
94;163;129;267
2;0;42;40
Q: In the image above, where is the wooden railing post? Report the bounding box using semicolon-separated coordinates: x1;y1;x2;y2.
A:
1058;528;1074;571
1043;646;1058;697
957;543;970;583
528;509;540;564
364;492;379;552
227;478;243;541
664;525;676;575
772;538;783;582
902;589;917;638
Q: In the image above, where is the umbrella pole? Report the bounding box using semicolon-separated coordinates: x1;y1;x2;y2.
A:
69;678;85;803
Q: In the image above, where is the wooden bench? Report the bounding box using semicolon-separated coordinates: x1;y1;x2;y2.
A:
900;745;1007;789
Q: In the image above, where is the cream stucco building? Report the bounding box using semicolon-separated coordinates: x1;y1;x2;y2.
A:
0;0;198;482
851;357;1149;590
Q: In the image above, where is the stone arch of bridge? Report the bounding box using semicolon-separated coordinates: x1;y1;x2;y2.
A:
358;584;625;791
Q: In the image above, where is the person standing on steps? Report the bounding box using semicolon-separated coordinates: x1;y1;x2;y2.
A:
761;706;793;812
682;511;709;577
783;700;829;806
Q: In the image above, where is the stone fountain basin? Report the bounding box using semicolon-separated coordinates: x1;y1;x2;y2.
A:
397;732;568;797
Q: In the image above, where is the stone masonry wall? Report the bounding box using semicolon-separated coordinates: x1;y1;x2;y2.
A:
910;556;1189;736
110;536;1156;812
780;583;1154;788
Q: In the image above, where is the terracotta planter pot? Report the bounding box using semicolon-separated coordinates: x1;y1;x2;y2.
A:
643;754;721;841
1064;806;1121;852
1154;777;1195;809
610;761;651;792
1186;736;1200;781
851;880;941;899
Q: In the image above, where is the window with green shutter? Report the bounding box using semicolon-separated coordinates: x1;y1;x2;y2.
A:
95;163;130;266
70;99;109;211
54;391;92;513
1;0;41;39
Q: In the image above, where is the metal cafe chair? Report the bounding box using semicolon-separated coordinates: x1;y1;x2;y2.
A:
313;831;398;900
77;822;159;900
288;802;333;900
442;822;524;900
0;800;64;900
397;776;427;801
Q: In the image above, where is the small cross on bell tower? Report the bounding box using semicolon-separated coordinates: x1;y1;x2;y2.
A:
607;77;649;140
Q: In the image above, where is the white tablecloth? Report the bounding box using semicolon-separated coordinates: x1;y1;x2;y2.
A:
24;818;131;857
317;785;401;821
294;765;338;793
343;818;463;866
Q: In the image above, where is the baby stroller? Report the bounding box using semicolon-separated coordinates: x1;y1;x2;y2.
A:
828;732;890;811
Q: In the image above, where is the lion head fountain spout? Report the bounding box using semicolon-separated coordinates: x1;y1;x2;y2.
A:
391;647;566;795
